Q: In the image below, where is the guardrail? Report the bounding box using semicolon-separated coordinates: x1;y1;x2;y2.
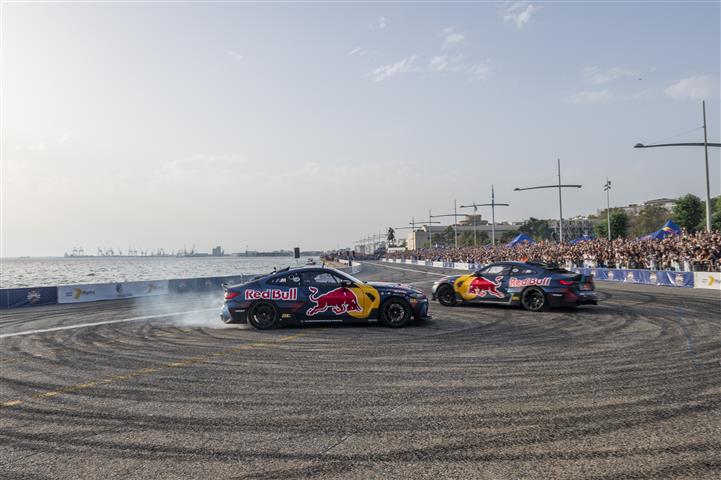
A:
336;259;363;275
381;258;721;290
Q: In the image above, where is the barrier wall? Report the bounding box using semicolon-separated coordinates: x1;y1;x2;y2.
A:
694;271;721;290
381;258;717;290
0;274;250;310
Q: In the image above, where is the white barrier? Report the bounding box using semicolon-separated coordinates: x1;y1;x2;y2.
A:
337;259;363;275
694;271;721;290
58;280;170;304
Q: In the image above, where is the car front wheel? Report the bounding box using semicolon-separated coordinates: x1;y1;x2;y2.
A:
248;302;280;329
437;285;457;306
380;298;412;328
521;287;548;312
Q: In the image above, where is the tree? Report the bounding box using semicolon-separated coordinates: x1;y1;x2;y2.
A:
518;218;553;241
594;209;629;239
386;227;395;246
500;230;519;243
630;204;669;238
672;194;704;233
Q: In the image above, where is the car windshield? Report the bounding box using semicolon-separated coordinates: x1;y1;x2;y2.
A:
332;269;363;284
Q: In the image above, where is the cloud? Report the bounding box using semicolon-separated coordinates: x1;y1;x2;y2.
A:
664;75;719;100
370;16;387;30
440;26;465;49
582;66;640;85
369;54;491;82
349;46;368;56
568;90;615;104
226;50;243;62
369;55;418;81
14;142;47;152
502;1;541;29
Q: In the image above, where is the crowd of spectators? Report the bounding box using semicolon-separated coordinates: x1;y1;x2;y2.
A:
386;231;721;272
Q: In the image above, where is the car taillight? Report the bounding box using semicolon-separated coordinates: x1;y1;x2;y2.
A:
559;280;575;286
224;291;239;300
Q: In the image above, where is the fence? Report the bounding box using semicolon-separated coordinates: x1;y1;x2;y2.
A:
381;258;720;290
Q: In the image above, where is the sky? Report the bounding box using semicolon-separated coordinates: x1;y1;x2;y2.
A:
1;1;720;256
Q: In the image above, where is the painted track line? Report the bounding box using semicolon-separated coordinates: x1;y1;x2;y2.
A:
0;308;216;339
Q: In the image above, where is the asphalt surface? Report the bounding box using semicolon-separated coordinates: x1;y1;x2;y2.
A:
1;261;720;479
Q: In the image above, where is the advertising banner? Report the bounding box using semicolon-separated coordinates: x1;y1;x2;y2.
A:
573;268;694;288
0;287;58;309
694;272;721;290
58;280;170;304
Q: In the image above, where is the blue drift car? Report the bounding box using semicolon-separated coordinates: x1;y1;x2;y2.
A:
220;266;431;329
431;261;597;311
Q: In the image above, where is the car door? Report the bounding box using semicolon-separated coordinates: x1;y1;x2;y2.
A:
300;270;364;321
466;264;512;303
265;272;303;320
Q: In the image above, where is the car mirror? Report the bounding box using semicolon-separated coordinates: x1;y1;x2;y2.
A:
340;280;354;288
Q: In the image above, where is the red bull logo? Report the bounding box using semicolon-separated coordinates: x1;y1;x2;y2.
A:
306;286;362;316
467;275;505;298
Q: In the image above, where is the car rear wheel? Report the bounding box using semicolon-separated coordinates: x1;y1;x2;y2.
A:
437;285;457;306
380;298;412;328
521;287;548;312
248;302;279;329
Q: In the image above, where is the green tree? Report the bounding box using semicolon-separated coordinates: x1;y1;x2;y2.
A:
630;204;669;238
518;218;553;241
672;194;704;233
500;230;519;243
594;209;629;239
712;196;721;231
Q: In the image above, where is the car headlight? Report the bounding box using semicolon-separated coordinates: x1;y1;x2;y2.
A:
409;292;426;300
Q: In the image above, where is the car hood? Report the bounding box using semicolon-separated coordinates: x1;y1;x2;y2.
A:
366;281;424;295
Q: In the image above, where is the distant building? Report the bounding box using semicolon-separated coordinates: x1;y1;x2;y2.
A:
604;198;677;216
212;246;224;256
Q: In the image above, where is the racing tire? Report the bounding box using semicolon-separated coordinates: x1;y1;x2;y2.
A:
248;302;280;330
521;287;548;312
380;298;412;328
437;285;457;307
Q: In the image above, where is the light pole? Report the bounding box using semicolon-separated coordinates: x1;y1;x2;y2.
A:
429;212;458;247
425;211;442;248
514;159;582;242
460;184;510;245
604;179;612;240
634;101;720;232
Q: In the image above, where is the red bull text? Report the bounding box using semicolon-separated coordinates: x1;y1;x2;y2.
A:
508;277;551;288
245;288;298;301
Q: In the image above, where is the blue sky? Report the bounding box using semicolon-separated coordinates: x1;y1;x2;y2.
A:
2;1;720;255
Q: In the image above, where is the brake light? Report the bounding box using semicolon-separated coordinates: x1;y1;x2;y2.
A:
224;291;240;300
559;280;575;286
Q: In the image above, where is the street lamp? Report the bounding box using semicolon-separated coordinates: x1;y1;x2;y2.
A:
603;179;612;241
634;101;720;232
429;212;459;247
460;184;510;245
514;159;582;242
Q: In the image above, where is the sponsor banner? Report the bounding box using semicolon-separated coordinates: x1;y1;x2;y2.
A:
433;262;445;268
509;277;551;288
0;287;58;309
58;280;170;304
694;272;721;290
454;262;470;271
573;268;693;288
245;288;298;301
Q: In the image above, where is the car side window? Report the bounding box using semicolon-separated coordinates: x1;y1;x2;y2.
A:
268;273;301;285
301;271;338;285
510;266;536;276
482;265;508;275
